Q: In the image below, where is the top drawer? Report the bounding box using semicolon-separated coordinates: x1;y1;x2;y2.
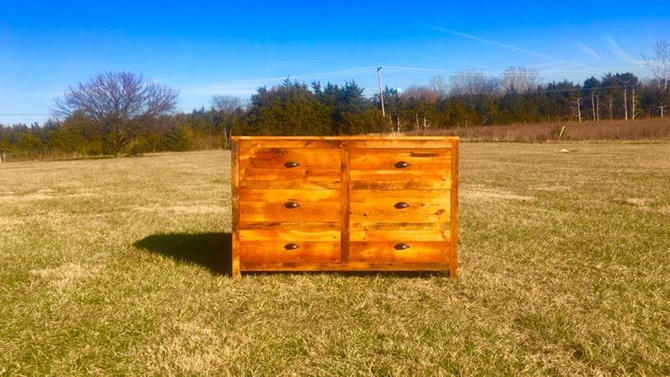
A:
239;147;341;189
349;148;452;189
241;147;341;170
349;148;451;170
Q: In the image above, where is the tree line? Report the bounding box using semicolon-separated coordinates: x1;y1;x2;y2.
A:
1;42;669;160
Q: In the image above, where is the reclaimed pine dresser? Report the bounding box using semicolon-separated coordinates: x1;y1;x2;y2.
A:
230;136;459;277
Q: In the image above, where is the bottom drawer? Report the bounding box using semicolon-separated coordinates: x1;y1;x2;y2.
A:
240;241;340;264
349;241;449;264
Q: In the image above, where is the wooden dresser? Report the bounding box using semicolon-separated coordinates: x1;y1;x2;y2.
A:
230;136;458;277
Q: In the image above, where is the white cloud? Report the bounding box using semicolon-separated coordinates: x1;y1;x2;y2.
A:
575;42;600;61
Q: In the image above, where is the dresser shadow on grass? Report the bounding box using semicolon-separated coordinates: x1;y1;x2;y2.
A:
134;232;232;276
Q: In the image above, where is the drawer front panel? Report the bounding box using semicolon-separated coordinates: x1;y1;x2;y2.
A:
349;148;451;171
349;190;450;223
240;147;341;170
349;222;449;242
239;201;340;222
350;241;449;264
349;148;451;189
239;222;340;241
240;241;340;264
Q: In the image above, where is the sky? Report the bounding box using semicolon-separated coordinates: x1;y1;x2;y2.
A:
1;1;669;124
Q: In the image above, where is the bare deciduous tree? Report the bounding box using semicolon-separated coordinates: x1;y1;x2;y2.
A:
211;95;242;148
428;75;448;97
500;66;540;93
642;40;670;90
449;70;499;96
211;95;242;113
55;72;178;156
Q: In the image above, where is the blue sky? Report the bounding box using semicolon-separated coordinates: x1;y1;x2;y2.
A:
1;1;668;124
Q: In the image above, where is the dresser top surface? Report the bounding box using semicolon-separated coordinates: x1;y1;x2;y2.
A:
232;136;459;141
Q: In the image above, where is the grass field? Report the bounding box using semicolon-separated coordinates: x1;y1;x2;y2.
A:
1;143;669;376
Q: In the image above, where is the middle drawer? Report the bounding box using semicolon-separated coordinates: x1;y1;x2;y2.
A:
239;189;340;222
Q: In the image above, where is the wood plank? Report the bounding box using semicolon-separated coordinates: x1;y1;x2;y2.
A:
240;241;340;264
450;138;459;277
239;222;340;241
349;241;449;264
349;222;449;241
239;201;340;222
237;139;343;150
239;189;339;202
350;189;450;202
241;168;341;181
349;148;451;170
350;171;451;189
240;261;450;272
343;139;455;149
239;178;341;190
239;147;341;170
349;196;450;223
231;141;240;278
340;148;351;263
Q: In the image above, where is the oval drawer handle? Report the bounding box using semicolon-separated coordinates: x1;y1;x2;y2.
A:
284;243;300;250
394;201;410;209
394;243;411;250
284;201;300;209
394;161;410;169
284;161;300;168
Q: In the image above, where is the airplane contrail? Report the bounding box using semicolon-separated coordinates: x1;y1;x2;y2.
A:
432;26;593;69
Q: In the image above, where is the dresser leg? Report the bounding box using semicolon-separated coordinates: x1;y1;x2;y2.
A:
232;255;241;278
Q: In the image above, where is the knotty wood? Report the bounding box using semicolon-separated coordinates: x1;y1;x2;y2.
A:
231;136;458;277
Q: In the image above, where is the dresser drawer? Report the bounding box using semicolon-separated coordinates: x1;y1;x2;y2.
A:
349;148;451;189
349;222;449;242
349;241;449;263
349;148;451;170
349;189;450;223
239;222;340;241
240;241;340;264
239;201;340;222
241;147;341;170
239;148;341;189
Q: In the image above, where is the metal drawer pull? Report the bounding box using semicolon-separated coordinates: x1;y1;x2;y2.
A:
394;201;410;209
284;161;300;168
284;201;300;209
284;243;300;250
394;161;410;169
394;243;411;250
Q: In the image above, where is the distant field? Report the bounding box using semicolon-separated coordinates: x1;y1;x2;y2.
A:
411;118;670;142
1;143;669;376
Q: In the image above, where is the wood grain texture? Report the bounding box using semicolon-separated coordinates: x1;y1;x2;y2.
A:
340;148;351;263
240;241;340;264
349;222;449;241
239;222;340;241
239;147;341;170
349;241;450;264
231;141;241;278
231;136;458;276
450;138;459;277
349;148;451;170
239;201;340;222
349;196;450;223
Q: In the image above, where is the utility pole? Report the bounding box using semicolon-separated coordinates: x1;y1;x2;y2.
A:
377;67;385;117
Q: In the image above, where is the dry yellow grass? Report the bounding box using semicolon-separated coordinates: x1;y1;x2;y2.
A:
1;145;669;376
